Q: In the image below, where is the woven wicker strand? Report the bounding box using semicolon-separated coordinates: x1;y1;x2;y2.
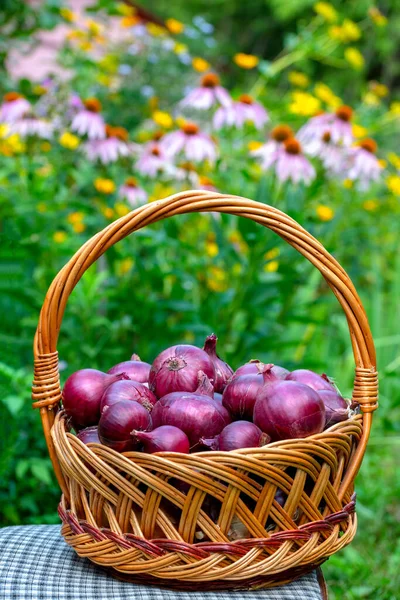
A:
32;191;378;589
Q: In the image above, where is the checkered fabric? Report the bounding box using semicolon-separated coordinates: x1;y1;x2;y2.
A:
0;525;325;599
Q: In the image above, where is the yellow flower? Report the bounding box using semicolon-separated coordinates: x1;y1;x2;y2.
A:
378;159;387;169
59;131;80;150
316;205;335;221
33;85;47;96
369;81;389;98
314;83;341;108
228;230;248;254
67;211;84;224
100;206;114;219
234;53;259;69
248;140;263;152
173;42;188;55
206;241;219;257
152;110;173;129
352;124;368;138
94;178;116;194
363;91;380;106
207;266;228;292
73;222;86;233
146;23;167;36
314;2;337;22
288;71;310;88
0;127;25;155
78;41;93;52
166;18;184;34
53;231;67;243
117;257;134;275
97;74;113;87
363;199;379;211
369;7;387;27
264;247;280;260
60;7;76;22
116;2;136;16
0;124;9;138
86;19;103;36
114;202;130;217
342;19;362;41
289;91;321;116
387;152;400;170
120;15;140;28
66;29;85;41
192;57;210;72
386;175;400;195
389;102;400;116
149;183;176;202
264;260;279;273
37;202;47;213
345;47;364;70
343;179;353;189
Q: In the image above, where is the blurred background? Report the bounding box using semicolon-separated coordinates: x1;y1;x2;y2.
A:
0;1;399;598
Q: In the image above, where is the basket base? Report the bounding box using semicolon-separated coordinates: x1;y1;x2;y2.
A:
106;560;327;591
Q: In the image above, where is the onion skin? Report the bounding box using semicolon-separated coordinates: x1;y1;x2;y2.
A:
63;369;128;429
285;369;336;392
318;390;349;427
149;344;215;398
201;421;270;451
100;380;156;413
203;333;233;393
151;393;230;445
222;368;271;420
77;426;100;444
232;360;289;381
133;426;190;453
108;359;151;383
253;380;326;441
98;400;152;452
195;371;214;398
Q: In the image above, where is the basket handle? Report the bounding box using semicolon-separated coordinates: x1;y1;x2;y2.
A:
32;190;378;499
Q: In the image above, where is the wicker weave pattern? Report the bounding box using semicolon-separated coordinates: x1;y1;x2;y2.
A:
32;191;378;588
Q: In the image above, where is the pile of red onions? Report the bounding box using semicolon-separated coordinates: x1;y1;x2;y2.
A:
63;336;351;455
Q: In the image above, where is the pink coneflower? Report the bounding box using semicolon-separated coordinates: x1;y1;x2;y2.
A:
84;125;131;163
10;115;54;138
0;92;31;123
251;125;294;169
346;138;383;190
136;141;169;177
298;105;354;148
199;175;218;192
214;94;269;130
71;97;105;139
180;73;231;110
273;138;316;185
304;130;346;175
118;177;147;207
161;122;217;163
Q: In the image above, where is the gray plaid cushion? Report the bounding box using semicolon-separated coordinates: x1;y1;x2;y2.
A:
0;525;324;599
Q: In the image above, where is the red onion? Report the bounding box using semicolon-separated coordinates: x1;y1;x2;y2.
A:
76;426;100;444
253;380;325;441
318;390;349;427
100;380;156;413
151;392;229;446
98;400;152;452
195;371;214;397
214;392;223;403
149;344;215;398
132;425;190;453
221;364;273;420
201;421;270;451
63;369;128;428
108;356;151;384
202;333;233;393
285;369;336;392
232;360;289;380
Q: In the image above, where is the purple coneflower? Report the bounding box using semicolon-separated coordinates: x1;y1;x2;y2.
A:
71;97;105;139
0;92;31;123
118;177;147;207
10;115;54;138
180;73;231;110
136;139;169;177
298;105;354;148
273;138;316;185
84;125;131;164
251;125;294;169
304;130;345;175
346;138;383;190
161;121;217;163
214;94;269;130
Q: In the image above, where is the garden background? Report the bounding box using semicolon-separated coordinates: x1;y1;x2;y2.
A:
0;1;399;598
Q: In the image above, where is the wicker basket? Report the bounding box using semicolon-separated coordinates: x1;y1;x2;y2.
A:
32;190;378;590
